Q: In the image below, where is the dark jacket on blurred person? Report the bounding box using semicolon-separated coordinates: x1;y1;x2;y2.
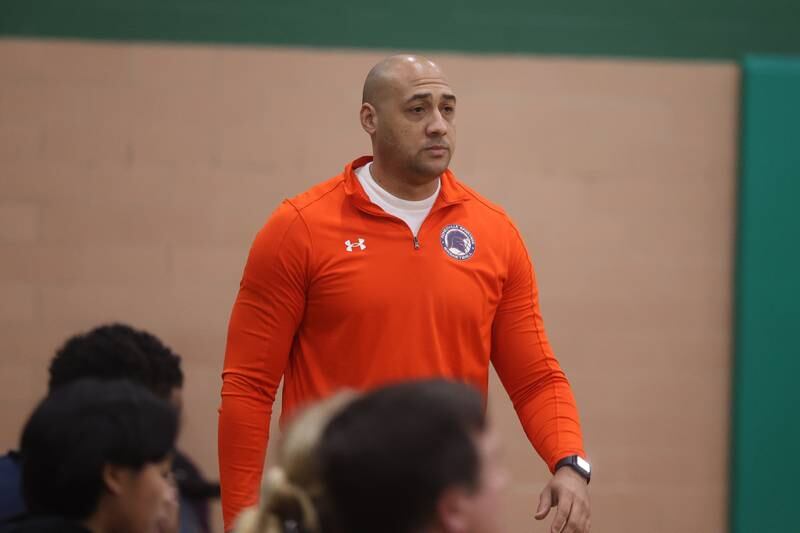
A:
174;451;220;533
0;449;219;533
0;515;91;533
0;452;24;523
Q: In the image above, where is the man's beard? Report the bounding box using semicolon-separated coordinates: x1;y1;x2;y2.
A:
376;133;450;181
408;151;450;180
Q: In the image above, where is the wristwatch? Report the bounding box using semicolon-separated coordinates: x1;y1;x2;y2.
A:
555;455;591;484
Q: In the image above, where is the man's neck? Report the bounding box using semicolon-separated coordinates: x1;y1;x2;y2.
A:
370;159;439;201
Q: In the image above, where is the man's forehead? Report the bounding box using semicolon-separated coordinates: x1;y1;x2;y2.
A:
409;77;452;89
398;76;455;99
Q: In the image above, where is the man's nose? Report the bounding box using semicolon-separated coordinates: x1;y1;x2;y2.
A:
427;109;448;137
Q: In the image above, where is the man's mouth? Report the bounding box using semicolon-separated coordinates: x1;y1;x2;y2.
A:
424;145;449;155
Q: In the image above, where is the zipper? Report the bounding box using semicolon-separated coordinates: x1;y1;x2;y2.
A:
351;201;425;250
350;193;461;251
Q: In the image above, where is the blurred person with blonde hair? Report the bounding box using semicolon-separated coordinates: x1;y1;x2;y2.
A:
234;392;357;533
235;380;512;533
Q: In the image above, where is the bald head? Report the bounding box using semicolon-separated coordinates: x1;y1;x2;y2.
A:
359;55;456;189
362;55;447;108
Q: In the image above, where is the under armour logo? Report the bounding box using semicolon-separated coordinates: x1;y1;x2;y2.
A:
345;238;366;252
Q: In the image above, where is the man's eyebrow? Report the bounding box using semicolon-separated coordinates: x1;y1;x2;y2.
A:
405;92;457;103
406;92;433;103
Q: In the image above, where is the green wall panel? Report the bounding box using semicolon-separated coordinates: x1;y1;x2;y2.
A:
1;0;799;59
731;56;800;533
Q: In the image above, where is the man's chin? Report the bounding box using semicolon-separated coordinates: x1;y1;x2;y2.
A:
414;158;451;179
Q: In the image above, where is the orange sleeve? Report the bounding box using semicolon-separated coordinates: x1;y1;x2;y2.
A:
490;223;585;473
218;201;310;531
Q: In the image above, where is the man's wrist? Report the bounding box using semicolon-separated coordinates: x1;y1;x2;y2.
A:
555;455;591;484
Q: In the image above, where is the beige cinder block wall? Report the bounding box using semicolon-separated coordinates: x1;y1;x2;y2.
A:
0;39;738;533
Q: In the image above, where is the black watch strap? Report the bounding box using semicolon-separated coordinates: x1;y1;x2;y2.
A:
555;455;591;484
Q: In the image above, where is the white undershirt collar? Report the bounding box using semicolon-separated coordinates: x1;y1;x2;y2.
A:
355;162;440;236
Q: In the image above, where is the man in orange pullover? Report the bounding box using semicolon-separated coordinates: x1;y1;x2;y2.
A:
219;55;591;533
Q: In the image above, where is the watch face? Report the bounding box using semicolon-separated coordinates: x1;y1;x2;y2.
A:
576;456;591;474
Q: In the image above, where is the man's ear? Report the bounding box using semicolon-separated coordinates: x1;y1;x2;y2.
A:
102;464;127;496
360;103;378;135
435;486;472;533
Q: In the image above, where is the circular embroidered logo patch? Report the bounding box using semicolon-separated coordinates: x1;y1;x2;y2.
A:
440;224;476;261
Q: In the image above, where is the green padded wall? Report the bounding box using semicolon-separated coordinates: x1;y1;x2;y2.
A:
732;56;800;533
1;0;799;59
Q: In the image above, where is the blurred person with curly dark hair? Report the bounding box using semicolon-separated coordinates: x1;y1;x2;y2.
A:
0;324;218;533
0;379;178;533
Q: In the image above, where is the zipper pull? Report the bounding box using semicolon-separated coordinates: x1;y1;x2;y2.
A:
413;235;420;249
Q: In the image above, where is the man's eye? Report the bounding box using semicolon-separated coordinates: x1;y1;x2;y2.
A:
443;106;454;113
411;107;424;113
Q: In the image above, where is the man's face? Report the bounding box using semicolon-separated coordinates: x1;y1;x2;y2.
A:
373;63;457;182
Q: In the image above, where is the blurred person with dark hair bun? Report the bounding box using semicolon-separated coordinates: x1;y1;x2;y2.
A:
0;379;178;533
236;380;507;533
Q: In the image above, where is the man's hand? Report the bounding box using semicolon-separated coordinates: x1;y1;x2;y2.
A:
535;466;591;532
